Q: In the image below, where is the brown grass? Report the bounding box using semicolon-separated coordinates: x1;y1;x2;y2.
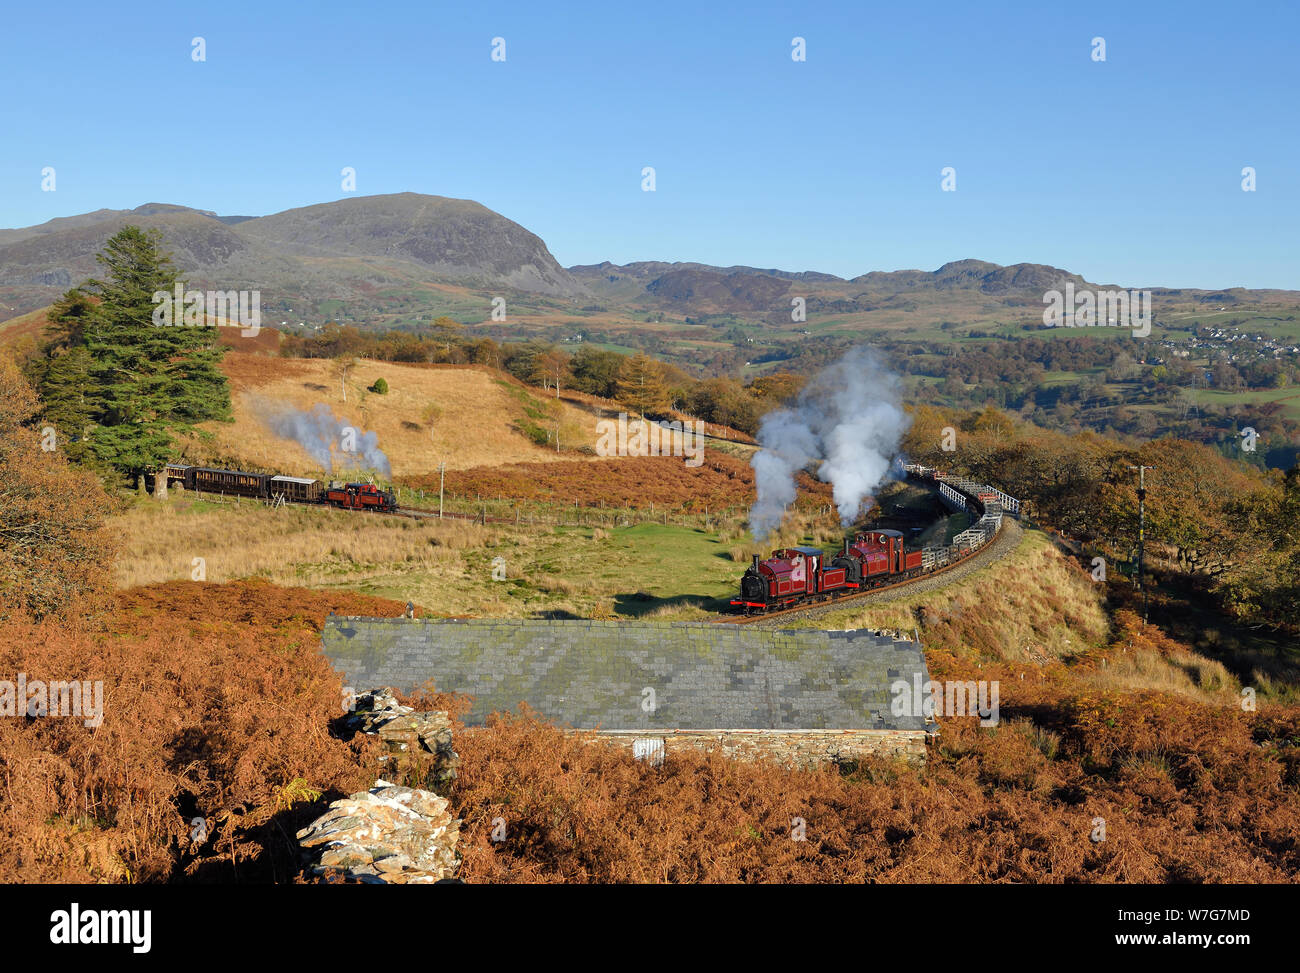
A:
439;701;1300;883
187;353;604;475
3;579;1297;883
0;581;407;882
112;497;492;591
413;452;831;511
0;355;117;623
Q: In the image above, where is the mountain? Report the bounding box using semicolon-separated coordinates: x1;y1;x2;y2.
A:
0;194;584;323
567;261;844;285
567;256;1100;317
234;194;580;297
850;259;1091;295
5;195;1294;336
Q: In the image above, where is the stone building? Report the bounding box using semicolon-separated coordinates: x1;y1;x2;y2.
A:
320;617;934;766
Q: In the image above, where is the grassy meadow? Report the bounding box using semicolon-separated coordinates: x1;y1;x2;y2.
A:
114;492;755;618
114;483;1265;708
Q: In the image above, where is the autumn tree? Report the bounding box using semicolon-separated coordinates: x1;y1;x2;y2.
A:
686;378;761;434
429;316;463;360
529;348;570;398
748;372;804;405
569;346;625;399
1086;439;1260;576
1219;466;1300;630
331;356;358;402
616;353;668;418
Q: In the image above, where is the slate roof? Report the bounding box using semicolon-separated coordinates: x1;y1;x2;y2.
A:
321;617;931;733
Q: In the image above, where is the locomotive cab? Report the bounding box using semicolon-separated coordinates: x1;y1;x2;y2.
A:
854;529;905;575
733;545;847;611
763;547;818;599
325;481;398;512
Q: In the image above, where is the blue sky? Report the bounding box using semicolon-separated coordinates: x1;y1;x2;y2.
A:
2;1;1296;288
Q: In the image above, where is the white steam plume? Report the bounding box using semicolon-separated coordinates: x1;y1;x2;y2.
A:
748;348;910;541
258;400;392;478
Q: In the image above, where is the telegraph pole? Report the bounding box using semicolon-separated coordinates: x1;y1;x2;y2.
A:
1128;465;1155;624
438;461;446;520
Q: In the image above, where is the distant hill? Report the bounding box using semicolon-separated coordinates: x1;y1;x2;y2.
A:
568;257;1103;317
851;259;1092;295
5;194;1298;344
235;194;580;297
0;194;584;323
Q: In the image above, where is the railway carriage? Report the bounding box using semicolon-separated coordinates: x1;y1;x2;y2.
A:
270;475;322;503
190;467;272;498
142;462;397;513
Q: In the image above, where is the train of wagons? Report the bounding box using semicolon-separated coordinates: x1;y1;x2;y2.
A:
732;464;1020;614
145;463;400;512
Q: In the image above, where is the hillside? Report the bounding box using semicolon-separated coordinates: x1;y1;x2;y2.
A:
93;496;1300;883
8;196;1299;367
236;194;582;298
188;352;605;477
0;194;584;325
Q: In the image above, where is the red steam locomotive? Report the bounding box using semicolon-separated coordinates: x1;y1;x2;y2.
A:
733;529;925;612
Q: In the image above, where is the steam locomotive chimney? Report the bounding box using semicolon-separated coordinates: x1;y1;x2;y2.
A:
752;554;760;572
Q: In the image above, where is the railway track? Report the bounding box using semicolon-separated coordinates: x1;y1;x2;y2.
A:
716;518;1024;626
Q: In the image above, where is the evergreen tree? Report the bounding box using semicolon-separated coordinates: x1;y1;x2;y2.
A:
36;226;231;473
28;290;98;464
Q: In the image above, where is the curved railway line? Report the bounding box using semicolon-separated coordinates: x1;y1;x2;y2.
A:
721;518;1025;627
720;464;1024;626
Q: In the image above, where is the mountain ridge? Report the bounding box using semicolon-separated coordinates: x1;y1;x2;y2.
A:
2;195;1296;328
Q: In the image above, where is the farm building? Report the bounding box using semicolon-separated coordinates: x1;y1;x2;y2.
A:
320;617;935;765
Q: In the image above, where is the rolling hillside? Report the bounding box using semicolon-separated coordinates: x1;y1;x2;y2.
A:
186;353;605;477
0;194;585;325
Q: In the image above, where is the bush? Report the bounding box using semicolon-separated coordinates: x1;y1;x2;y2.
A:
0;355;116;623
0;581;405;882
370;377;389;395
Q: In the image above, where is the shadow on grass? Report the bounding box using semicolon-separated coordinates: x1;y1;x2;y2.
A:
612;590;735;618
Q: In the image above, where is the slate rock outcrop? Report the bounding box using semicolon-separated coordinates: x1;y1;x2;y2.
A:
343;688;460;789
296;781;460;884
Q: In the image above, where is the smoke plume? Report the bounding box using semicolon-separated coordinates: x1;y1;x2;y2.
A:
260;401;392;478
748;348;910;541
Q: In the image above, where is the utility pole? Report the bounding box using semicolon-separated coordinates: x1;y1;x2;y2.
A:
1128;465;1156;624
438;461;445;520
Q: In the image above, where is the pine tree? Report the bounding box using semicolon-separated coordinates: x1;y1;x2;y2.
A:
40;226;232;473
29;290;98;465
